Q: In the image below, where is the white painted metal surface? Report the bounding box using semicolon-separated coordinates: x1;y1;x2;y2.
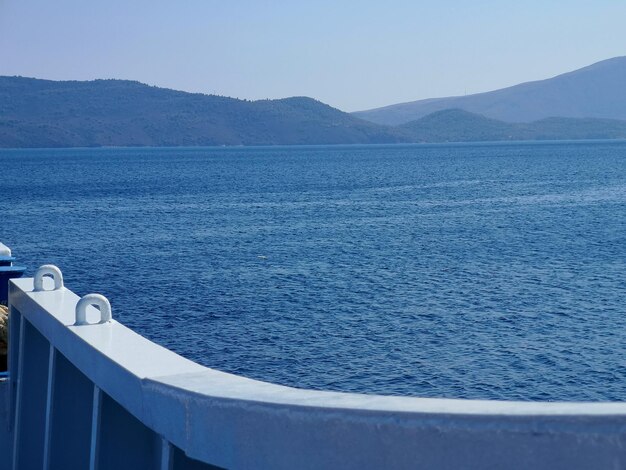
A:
0;243;10;257
75;294;112;326
33;265;64;292
3;265;626;469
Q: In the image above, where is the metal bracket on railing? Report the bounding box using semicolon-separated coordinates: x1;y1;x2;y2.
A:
33;265;64;291
74;294;112;326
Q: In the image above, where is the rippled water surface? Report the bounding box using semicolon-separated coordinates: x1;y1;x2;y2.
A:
2;142;625;401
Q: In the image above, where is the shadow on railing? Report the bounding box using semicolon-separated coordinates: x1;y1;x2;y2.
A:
3;264;626;470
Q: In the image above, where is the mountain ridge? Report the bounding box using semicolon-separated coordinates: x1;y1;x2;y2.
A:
399;109;626;143
0;76;405;148
353;56;626;125
2;71;626;148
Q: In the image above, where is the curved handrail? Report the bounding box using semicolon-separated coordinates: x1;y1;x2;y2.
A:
7;274;626;470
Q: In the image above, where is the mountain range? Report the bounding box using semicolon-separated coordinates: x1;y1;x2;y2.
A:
353;56;626;125
1;57;626;148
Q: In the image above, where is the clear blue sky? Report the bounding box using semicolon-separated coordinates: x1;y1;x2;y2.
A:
1;0;625;111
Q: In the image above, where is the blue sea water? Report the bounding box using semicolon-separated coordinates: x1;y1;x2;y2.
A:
1;141;625;401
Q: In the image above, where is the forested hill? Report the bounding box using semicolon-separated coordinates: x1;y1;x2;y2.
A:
2;76;626;148
0;76;404;148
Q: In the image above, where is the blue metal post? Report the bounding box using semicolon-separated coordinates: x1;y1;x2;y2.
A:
0;243;26;305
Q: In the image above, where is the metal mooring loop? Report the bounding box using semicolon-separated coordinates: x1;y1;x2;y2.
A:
74;294;112;326
33;265;64;292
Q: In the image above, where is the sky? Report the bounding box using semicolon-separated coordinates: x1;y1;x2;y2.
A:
1;1;625;112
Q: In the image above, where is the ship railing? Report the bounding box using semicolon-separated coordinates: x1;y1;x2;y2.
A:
3;265;626;469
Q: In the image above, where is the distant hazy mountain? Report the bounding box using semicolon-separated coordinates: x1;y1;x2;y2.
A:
399;109;626;142
0;76;403;148
354;57;626;125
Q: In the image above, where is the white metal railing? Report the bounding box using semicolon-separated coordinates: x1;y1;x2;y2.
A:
3;265;626;469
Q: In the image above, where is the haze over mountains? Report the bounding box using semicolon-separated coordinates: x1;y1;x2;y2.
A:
398;109;626;143
353;56;626;125
1;57;626;148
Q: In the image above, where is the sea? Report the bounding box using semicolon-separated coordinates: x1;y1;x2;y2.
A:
1;141;625;401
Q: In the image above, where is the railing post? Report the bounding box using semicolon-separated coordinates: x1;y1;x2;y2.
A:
90;386;102;470
160;438;173;470
43;345;56;470
11;316;51;470
10;315;25;470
